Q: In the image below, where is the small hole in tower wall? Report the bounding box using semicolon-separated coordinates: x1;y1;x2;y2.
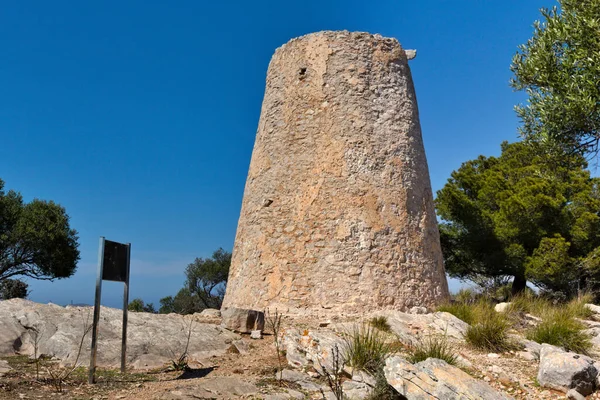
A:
298;67;307;79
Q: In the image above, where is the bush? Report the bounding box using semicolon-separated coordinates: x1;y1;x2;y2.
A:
0;279;28;300
369;316;391;333
527;310;592;354
343;325;394;373
465;302;515;352
436;302;476;325
408;335;457;366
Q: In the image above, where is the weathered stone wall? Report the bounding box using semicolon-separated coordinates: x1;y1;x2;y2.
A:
222;31;449;314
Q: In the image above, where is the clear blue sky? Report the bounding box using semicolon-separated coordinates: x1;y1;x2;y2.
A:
1;0;549;307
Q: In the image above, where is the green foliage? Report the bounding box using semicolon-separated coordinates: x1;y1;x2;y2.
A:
511;0;600;154
464;302;515;352
369;316;391;333
128;298;156;313
437;302;476;325
565;293;595;319
408;335;457;366
0;179;80;283
505;292;551;318
184;248;231;309
159;288;202;314
436;140;600;296
343;324;394;373
0;278;28;299
527;310;592;354
453;288;479;305
159;248;231;314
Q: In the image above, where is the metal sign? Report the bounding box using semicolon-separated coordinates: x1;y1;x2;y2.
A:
102;240;129;282
89;237;131;384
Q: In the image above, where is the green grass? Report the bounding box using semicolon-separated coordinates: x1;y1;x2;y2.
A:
408;335;457;366
565;293;595;319
369;316;392;333
505;292;550;317
343;324;395;373
453;288;478;304
437;302;476;324
526;310;593;354
464;302;516;352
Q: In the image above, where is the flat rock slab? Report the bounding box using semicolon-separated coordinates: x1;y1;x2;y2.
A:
160;377;259;399
333;310;468;346
384;356;513;400
0;299;240;369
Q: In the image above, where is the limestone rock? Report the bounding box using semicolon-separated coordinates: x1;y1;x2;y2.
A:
281;327;345;373
160;376;258;399
537;344;597;396
222;30;449;314
279;369;307;382
198;308;221;318
0;299;239;369
384;356;513;400
585;304;600;314
404;49;417;60
352;370;377;387
250;329;262;339
359;310;468;346
264;390;305;400
0;359;12;376
495;302;511;313
220;307;264;333
409;306;428;315
342;380;372;399
584;327;600;350
231;339;249;354
567;388;586;400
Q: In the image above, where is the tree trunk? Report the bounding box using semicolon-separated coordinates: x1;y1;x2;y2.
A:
511;275;527;296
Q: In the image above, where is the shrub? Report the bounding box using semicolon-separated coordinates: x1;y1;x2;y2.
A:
343;324;394;373
369;316;391;333
465;302;515;352
527;310;592;354
408;335;457;366
436;302;476;325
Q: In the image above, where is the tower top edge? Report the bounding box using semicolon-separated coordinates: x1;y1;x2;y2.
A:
275;30;404;53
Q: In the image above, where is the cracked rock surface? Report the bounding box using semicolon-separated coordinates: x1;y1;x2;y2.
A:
384;356;513;400
0;299;239;369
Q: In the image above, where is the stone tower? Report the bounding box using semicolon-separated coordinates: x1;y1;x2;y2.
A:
222;31;449;314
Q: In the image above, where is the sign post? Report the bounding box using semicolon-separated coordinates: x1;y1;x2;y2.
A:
88;237;131;384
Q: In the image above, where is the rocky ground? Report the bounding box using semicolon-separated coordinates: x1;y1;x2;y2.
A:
2;299;600;399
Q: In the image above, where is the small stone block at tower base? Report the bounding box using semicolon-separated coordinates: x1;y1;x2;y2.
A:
222;31;450;314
